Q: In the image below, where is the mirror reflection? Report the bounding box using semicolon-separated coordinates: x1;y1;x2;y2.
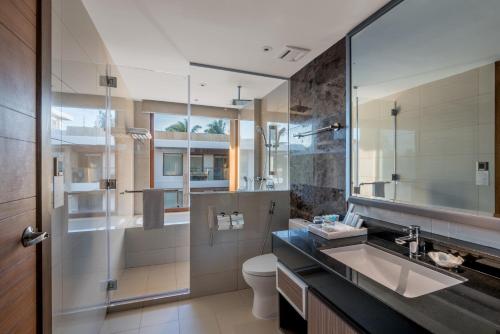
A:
351;0;500;215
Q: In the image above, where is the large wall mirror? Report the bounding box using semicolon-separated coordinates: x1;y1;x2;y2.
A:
349;0;500;216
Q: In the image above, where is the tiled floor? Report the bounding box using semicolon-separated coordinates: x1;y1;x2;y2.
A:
101;289;281;334
111;261;190;301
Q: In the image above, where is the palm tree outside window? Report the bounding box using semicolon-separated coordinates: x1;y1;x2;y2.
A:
165;118;202;133
204;119;227;134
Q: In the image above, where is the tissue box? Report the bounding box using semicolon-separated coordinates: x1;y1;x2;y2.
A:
308;223;367;240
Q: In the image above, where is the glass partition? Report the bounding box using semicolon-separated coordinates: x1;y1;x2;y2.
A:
51;0;110;330
189;65;290;192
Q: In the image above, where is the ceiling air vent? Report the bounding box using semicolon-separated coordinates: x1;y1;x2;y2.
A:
277;46;310;62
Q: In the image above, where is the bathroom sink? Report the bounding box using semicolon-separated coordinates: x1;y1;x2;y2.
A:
321;244;466;298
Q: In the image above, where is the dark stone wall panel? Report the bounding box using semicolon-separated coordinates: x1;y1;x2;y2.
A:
290;38;347;219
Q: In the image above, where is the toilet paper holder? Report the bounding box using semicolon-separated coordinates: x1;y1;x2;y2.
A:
217;211;244;231
208;207;245;246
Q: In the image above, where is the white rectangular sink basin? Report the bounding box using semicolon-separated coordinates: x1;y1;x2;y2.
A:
321;244;466;298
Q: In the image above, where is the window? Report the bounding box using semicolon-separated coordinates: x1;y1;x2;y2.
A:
214;155;229;180
190;155;205;180
164;190;183;208
163;153;183;176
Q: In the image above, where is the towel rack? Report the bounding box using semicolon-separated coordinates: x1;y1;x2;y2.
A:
352;181;391;195
120;189;180;195
293;123;342;138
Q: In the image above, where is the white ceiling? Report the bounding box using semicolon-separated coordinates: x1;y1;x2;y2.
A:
113;64;285;108
82;0;389;78
69;0;390;106
352;0;500;101
189;66;285;108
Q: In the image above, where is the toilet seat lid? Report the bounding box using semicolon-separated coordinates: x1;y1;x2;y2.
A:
242;253;277;277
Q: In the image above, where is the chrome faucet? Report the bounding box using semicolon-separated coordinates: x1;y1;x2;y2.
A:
395;225;422;257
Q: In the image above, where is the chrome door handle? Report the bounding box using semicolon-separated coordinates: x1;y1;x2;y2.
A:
21;226;49;247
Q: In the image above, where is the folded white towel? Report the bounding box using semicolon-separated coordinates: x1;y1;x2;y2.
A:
143;189;164;230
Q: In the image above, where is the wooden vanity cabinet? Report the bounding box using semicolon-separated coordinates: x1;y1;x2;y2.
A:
307;292;360;334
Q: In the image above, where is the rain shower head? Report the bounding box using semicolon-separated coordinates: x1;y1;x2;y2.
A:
127;128;151;141
232;85;251;106
290;99;311;113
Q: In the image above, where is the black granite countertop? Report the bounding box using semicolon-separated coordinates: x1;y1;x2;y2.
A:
272;221;500;334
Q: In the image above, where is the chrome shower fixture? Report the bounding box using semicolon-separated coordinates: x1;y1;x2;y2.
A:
256;125;270;148
126;128;152;141
232;85;252;106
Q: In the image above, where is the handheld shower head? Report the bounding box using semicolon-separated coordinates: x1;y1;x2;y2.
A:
256;125;268;146
277;127;286;145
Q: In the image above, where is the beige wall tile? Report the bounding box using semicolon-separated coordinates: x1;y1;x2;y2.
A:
478;123;495;154
478;93;494;125
478;63;495;95
190;270;238;298
125;227;176;253
420;126;476;156
190;191;288;296
191;242;238;276
420;97;477;131
420;69;478;107
126;248;176;268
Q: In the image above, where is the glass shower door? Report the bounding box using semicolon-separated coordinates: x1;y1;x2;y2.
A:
50;59;111;334
107;65;190;303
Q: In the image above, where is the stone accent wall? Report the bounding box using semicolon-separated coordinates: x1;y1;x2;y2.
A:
290;39;347;220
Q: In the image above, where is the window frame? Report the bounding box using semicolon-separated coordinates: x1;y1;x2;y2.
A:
213;154;229;180
190;154;204;173
162;152;184;176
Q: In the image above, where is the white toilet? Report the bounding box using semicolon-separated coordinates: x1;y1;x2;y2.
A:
242;253;278;319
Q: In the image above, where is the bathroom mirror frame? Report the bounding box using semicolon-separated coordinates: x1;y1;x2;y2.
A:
345;0;500;230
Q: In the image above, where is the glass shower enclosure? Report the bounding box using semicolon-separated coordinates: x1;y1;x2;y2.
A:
51;41;190;334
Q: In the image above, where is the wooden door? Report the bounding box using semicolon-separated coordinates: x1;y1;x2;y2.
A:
308;292;360;334
0;0;51;332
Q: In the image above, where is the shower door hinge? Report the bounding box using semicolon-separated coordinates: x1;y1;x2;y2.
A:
392;174;400;181
100;179;116;190
100;75;117;88
107;280;118;291
391;107;399;117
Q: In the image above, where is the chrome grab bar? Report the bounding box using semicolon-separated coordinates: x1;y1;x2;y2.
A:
120;189;180;195
293;123;342;138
